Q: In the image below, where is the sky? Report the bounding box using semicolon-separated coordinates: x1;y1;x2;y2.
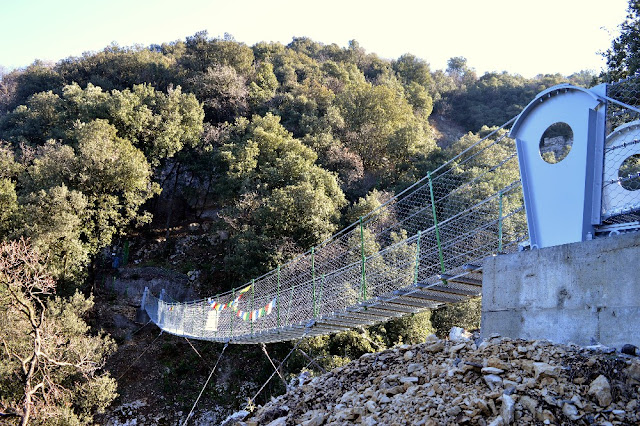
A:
0;0;630;78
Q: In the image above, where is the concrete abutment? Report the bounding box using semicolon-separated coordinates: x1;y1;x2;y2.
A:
481;232;640;348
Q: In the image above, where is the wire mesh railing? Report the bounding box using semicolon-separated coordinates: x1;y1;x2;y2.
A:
143;117;527;343
602;76;640;224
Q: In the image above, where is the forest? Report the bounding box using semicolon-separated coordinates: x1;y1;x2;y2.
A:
0;0;638;422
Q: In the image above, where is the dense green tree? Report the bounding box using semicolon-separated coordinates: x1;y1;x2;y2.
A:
0;91;67;145
70;120;158;245
439;127;520;226
302;133;363;194
180;31;254;76
19;185;90;283
247;62;279;110
186;65;248;122
269;48;323;90
56;44;176;92
341;40;367;68
567;70;596;87
296;329;380;372
359;53;394;83
0;83;204;168
337;81;435;175
3;119;158;283
287;37;323;58
446;56;477;88
218;114;346;280
272;80;337;137
392;53;433;88
0;178;18;239
0;62;63;113
445;72;570;131
81;84;204;166
252;41;287;63
342;189;391;226
404;81;433;115
603;0;640;81
0;144;21;240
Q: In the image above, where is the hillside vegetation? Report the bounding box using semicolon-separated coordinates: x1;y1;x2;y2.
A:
2;0;638;419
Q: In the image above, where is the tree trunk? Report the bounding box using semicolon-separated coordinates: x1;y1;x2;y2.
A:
21;330;41;426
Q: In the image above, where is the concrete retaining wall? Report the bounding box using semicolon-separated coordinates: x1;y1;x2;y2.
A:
481;232;640;348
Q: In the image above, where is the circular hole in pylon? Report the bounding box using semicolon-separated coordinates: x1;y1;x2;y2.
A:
618;154;640;191
539;122;573;164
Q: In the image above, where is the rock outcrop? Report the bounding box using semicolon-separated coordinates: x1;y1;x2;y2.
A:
242;335;640;425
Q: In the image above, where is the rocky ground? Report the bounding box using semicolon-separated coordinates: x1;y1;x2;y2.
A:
232;333;640;425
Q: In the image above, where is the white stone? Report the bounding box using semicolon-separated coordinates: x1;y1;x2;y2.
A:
365;400;377;413
488;415;504;426
450;343;466;353
362;416;378;426
482;367;505;375
340;390;358;404
484;374;503;391
407;363;422;374
562;403;580;421
220;410;250;426
425;334;438;342
266;417;288;426
449;326;471;342
379;395;391;404
501;394;515;424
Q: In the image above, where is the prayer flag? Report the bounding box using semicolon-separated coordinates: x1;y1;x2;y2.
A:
265;299;275;315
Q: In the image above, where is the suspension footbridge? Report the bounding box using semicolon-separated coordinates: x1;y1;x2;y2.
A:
142;78;640;345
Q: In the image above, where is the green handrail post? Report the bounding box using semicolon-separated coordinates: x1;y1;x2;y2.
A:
312;247;317;318
414;231;422;285
360;216;367;302
498;191;504;253
428;172;447;283
251;279;255;336
276;265;281;328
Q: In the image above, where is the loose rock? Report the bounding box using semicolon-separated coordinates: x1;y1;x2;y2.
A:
588;374;612;407
241;335;640;425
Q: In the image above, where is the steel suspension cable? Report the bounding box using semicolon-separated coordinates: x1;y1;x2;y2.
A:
182;342;229;426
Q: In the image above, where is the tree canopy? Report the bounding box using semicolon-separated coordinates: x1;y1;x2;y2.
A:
603;0;640;81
